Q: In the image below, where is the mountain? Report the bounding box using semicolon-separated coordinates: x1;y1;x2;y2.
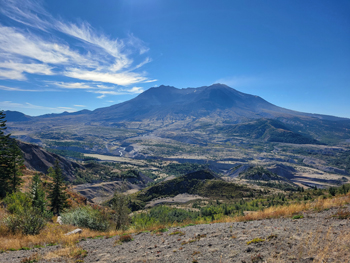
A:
4;110;32;122
6;84;348;124
4;84;350;146
91;84;315;122
37;109;92;119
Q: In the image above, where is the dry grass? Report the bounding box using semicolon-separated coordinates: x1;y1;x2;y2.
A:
42;244;87;262
1;192;349;252
300;227;350;262
0;221;121;251
267;226;350;262
234;192;350;222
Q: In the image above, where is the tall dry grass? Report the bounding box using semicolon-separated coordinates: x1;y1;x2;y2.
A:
234;192;350;222
0;221;120;251
1;192;349;251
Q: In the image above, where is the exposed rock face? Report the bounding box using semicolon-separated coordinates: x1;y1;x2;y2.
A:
267;164;297;180
73;181;141;203
17;140;83;181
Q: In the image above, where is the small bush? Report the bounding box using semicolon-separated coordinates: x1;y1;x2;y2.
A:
292;214;304;220
333;209;350;219
329;187;336;196
169;231;185;236
247;238;265;245
61;206;110;231
114;234;133;245
4;209;47;235
20;253;40;263
3;192;32;215
119;234;133;242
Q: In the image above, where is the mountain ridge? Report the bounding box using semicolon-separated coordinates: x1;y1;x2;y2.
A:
4;84;349;123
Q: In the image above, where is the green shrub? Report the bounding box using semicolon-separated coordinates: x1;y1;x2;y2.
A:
292;214;304;219
3;192;32;215
132;206;199;229
329;187;337;196
4;209;47;235
110;193;130;230
247;238;265;245
61;206;110;231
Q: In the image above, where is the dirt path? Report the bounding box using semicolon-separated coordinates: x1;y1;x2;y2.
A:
1;206;349;263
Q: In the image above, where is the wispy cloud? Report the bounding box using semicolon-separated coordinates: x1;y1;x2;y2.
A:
74;105;86;107
0;85;40;92
49;81;144;98
49;82;95;90
92;86;144;99
0;0;155;86
0;101;76;113
214;76;257;88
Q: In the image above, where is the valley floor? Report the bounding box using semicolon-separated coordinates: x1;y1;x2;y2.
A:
1;205;349;263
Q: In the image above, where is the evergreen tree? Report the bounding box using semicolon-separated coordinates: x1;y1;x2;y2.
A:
30;173;47;213
7;139;24;194
0;111;24;197
0;110;11;197
48;159;68;215
110;193;130;230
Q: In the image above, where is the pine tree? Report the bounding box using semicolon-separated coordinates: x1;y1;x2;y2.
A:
30;173;47;213
0;110;11;197
7;139;24;194
0;111;24;197
48;159;68;215
110;193;130;230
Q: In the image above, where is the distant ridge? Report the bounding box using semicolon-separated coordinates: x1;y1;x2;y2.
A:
4;84;349;123
4;110;32;122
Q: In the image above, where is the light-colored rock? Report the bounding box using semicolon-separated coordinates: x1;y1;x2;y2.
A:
57;216;63;225
65;228;82;236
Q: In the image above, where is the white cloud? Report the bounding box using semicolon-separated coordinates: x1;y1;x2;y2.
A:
57;106;75;111
0;26;90;65
0;69;26;80
0;0;154;86
127;87;144;93
0;85;40;92
64;68;154;86
74;105;86;107
0;101;76;112
49;81;144;98
0;0;51;31
92;86;144;98
50;82;95;90
0;60;54;80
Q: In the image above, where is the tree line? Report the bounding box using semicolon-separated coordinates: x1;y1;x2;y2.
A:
0;110;67;215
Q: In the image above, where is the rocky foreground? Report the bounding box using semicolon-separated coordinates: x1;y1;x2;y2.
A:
1;206;349;263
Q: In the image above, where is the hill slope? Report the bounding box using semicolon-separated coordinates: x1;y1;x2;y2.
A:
17;140;84;181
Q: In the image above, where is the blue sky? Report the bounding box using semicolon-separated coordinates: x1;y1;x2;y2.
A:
0;0;349;117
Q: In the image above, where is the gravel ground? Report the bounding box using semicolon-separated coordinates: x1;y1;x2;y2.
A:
1;205;349;263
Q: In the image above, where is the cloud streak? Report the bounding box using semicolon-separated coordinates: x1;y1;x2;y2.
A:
0;101;76;113
0;0;155;87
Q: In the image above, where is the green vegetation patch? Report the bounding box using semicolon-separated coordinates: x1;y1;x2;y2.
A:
135;169;258;203
163;163;209;177
247;238;265;245
292;214;304;220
